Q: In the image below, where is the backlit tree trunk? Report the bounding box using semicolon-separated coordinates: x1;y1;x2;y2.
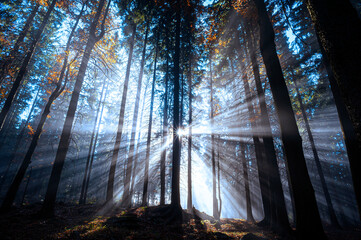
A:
123;21;149;208
107;23;136;203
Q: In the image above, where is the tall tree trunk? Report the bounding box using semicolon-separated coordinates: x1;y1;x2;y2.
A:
107;23;136;203
142;31;158;206
304;0;361;219
0;2;40;84
130;78;150;200
240;143;255;222
0;0;57;132
84;83;108;204
41;0;110;217
79;76;107;204
238;45;271;226
318;33;361;222
187;61;192;212
253;0;326;238
241;67;270;226
217;136;222;218
160;58;169;205
246;28;290;232
171;0;181;211
291;74;340;228
123;21;149;208
210;58;219;220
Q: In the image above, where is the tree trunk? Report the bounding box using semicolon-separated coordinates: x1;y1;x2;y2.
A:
41;0;110;217
304;0;361;219
84;84;108;203
123;21;149;208
217;136;222;218
241;66;270;226
80;76;107;204
142;31;157;206
84;83;108;204
171;0;181;211
107;23;136;203
130;77;150;201
246;28;290;232
0;0;57;131
240;143;255;222
253;0;326;238
317;32;361;222
291;74;340;228
187;60;192;212
160;58;169;205
210;58;219;220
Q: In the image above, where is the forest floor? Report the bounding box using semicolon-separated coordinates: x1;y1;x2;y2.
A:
0;203;360;240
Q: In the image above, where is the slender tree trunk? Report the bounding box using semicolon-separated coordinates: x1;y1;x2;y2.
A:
142;31;158;206
107;23;136;203
160;58;169;205
240;143;255;222
123;21;149;208
210;58;219;220
0;0;57;131
84;84;108;204
79;76;107;204
291;74;340;228
171;0;181;210
130;78;150;200
241;66;270;226
217;136;222;218
304;0;361;219
187;61;192;212
237;43;271;226
246;29;290;232
41;0;110;216
130;74;151;199
253;0;326;238
0;2;40;84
